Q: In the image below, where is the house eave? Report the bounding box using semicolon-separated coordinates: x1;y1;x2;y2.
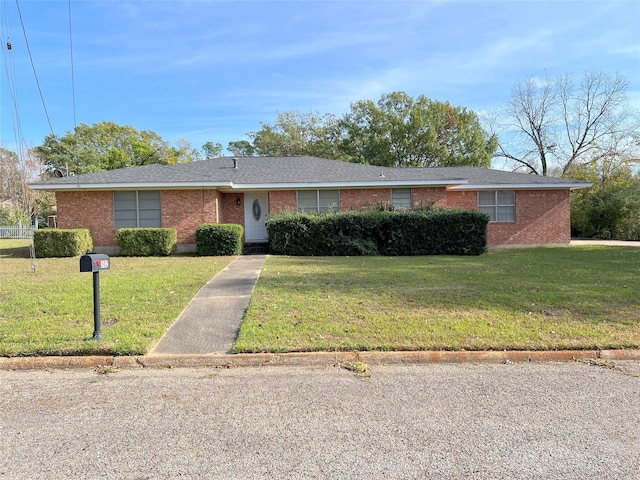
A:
30;179;468;191
447;182;592;191
227;180;466;190
29;182;234;191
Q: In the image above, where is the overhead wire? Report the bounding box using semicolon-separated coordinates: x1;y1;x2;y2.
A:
68;0;79;185
1;0;35;270
1;0;25;157
68;0;76;129
14;0;54;136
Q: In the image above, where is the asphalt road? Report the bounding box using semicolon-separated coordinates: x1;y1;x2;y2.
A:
1;361;639;479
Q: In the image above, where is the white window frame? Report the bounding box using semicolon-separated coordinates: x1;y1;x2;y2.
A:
296;190;339;213
391;188;412;210
478;190;515;222
114;191;162;229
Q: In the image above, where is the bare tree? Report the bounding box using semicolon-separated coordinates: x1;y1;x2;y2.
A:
0;146;51;223
496;70;638;176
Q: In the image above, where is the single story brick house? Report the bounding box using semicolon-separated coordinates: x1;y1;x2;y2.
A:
30;156;590;253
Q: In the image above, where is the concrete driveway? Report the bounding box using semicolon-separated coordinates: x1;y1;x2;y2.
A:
2;361;639;479
570;239;640;247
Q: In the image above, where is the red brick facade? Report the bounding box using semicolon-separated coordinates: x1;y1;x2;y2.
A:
269;191;297;214
162;190;220;244
56;191;116;246
56;186;572;249
340;188;390;210
445;190;477;210
412;187;448;209
488;190;570;245
220;192;245;227
445;189;571;245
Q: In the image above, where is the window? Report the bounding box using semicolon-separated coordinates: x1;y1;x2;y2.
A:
478;190;515;222
114;191;161;229
297;190;339;213
391;188;412;210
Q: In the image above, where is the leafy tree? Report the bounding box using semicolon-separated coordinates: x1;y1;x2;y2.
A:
227;140;256;157
339;92;497;167
201;141;223;159
249;111;344;159
37;121;193;174
495;70;639;176
230;93;497;167
570;160;640;240
0;147;23;204
169;138;203;164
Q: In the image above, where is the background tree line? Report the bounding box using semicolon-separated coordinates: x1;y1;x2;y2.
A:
228;92;498;168
1;70;638;239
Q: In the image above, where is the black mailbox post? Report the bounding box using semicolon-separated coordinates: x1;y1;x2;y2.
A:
80;254;110;340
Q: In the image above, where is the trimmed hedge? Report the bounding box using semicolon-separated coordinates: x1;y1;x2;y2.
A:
196;223;244;256
33;229;93;258
266;209;488;256
116;228;177;256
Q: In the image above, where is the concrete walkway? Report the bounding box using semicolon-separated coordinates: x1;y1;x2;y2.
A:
149;255;267;355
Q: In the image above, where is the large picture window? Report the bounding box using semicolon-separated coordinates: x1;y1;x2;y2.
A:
391;188;412;210
297;190;339;213
114;191;161;229
478;190;515;222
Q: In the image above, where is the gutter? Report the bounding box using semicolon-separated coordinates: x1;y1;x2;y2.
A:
29;181;234;191
30;179;469;191
447;182;592;191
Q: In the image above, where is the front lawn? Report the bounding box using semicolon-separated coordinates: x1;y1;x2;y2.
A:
0;240;233;356
234;246;640;352
2;240;639;356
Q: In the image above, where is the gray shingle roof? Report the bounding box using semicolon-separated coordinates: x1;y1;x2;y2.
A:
30;156;590;190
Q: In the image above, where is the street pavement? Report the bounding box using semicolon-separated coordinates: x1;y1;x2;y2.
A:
1;361;639;479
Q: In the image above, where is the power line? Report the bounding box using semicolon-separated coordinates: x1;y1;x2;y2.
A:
1;0;26;157
68;0;76;128
14;0;54;135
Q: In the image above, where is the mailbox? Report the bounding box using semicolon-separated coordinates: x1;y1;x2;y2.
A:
79;254;110;340
80;254;110;273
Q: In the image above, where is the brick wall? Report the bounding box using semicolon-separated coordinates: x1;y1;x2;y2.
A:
445;189;570;245
162;190;220;244
445;190;478;210
340;188;390;210
412;187;447;209
269;191;297;213
487;190;570;245
56;191;116;246
54;187;572;248
220;192;244;226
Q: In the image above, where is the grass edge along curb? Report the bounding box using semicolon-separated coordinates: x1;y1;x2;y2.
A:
2;349;639;371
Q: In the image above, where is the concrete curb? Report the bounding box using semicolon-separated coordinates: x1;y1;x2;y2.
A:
2;349;639;371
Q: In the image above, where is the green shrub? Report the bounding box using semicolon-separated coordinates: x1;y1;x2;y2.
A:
571;173;640;241
33;229;93;258
196;224;244;256
116;228;177;256
267;209;488;256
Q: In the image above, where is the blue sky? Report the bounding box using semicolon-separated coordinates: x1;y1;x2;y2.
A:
1;0;639;155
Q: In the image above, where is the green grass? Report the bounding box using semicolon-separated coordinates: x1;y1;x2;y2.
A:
2;240;639;356
0;239;234;356
234;247;640;353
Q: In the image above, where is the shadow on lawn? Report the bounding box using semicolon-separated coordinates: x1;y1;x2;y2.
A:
0;246;31;259
260;249;640;327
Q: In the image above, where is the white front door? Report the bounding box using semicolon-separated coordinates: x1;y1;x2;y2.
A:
244;192;269;242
